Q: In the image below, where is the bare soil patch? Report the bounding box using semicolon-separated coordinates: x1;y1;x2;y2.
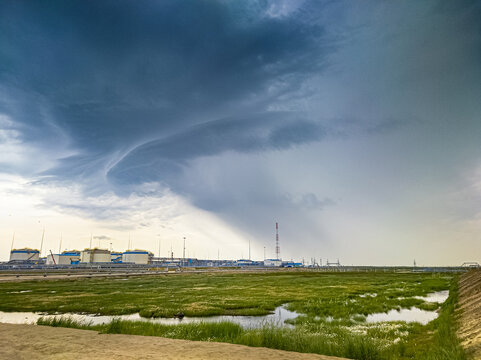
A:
0;323;346;360
457;269;481;358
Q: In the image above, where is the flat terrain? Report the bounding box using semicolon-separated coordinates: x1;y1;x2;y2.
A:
0;271;450;317
458;269;481;358
0;270;463;359
0;323;345;360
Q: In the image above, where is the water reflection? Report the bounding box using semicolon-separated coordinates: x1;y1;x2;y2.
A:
0;305;298;329
366;307;438;325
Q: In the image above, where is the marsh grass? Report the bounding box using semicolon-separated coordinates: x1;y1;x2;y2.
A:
37;317;384;360
392;277;466;360
5;271;466;360
0;271;452;318
37;316;95;329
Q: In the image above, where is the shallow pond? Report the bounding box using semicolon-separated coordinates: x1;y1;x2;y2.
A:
366;307;438;325
0;305;298;329
0;290;450;328
365;290;449;325
414;290;449;303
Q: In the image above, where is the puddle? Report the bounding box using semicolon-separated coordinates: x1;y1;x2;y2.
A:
366;307;438;325
414;290;449;303
7;290;32;294
364;291;448;325
0;305;298;329
359;293;377;298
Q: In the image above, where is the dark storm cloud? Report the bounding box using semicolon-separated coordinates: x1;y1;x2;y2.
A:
2;0;479;250
0;0;327;158
0;0;337;217
106;112;327;189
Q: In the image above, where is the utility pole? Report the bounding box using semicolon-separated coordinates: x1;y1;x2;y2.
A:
40;228;45;257
275;222;280;260
10;232;15;251
183;237;186;267
263;246;266;260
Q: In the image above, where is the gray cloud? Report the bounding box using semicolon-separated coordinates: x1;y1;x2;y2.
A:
106;113;328;190
1;0;480;264
93;235;111;240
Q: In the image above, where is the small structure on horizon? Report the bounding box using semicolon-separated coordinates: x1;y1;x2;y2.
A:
264;259;282;267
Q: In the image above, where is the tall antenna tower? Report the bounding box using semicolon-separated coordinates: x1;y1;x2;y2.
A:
275;222;280;260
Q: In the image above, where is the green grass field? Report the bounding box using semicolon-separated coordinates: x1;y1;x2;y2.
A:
0;271;467;359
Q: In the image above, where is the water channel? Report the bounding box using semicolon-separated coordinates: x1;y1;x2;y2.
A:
0;290;449;328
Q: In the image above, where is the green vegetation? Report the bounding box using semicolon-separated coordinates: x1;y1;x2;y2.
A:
0;271;451;317
38;316;384;360
391;279;467;360
0;271;467;359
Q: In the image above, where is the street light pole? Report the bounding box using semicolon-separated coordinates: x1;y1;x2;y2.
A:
182;237;186;268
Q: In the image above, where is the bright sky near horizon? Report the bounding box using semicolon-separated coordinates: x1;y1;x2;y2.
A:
1;0;480;265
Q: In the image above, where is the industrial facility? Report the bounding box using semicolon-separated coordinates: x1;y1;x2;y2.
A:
9;248;40;263
122;250;153;264
3;222;326;269
46;251;81;265
80;248;111;263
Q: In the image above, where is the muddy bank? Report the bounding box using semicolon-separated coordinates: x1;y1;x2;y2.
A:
0;323;346;360
457;269;481;358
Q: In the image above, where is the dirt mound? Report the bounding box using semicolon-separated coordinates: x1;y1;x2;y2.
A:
0;323;346;360
458;269;481;358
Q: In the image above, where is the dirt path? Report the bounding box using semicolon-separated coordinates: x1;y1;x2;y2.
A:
0;323;347;360
457;269;481;358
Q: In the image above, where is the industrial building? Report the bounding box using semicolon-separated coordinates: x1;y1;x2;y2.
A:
122;250;152;264
80;248;111;263
46;251;81;265
264;259;282;267
9;248;40;262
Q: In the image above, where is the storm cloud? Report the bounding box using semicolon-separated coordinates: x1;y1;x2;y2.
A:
1;0;480;264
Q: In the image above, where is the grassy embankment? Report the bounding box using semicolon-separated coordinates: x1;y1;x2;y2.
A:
0;271;467;359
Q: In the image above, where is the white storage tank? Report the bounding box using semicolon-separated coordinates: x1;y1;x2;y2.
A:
122;250;151;264
264;259;282;267
10;248;40;262
47;251;81;265
80;248;111;263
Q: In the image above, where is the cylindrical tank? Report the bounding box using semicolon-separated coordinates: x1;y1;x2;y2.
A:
59;251;81;265
80;248;111;263
122;250;151;264
10;248;40;262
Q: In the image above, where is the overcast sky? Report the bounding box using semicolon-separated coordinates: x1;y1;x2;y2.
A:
1;0;480;265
